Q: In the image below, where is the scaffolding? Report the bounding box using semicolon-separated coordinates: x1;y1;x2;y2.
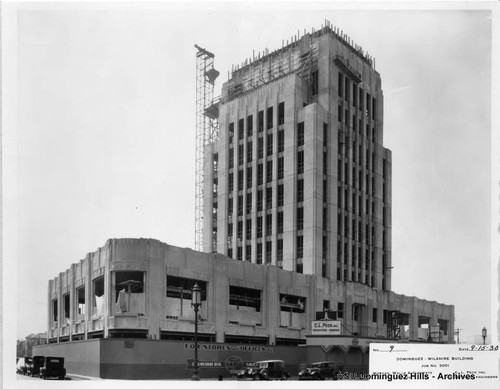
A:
194;44;219;251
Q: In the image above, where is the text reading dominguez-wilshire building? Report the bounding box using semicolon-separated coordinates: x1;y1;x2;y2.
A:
36;24;454;380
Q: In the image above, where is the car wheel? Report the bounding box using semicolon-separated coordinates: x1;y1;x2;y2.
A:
281;373;288;380
254;375;261;381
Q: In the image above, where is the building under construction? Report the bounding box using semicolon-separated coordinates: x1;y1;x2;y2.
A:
200;21;453;350
35;23;454;379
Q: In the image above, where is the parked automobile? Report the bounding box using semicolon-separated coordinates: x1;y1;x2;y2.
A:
236;367;257;380
16;357;32;375
27;356;45;377
298;361;341;380
246;360;290;380
39;356;66;380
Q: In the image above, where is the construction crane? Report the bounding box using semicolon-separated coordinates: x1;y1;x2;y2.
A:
194;44;219;251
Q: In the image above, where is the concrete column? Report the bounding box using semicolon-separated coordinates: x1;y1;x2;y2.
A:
57;273;63;342
69;265;75;340
145;242;162;340
214;257;228;343
47;280;52;341
84;253;92;340
103;247;111;338
266;266;279;345
410;297;419;341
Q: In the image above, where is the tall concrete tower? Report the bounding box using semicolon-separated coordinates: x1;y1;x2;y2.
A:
203;25;392;291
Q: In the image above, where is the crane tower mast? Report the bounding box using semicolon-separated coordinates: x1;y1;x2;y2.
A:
194;44;219;251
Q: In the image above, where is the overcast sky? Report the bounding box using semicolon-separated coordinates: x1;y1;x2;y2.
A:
4;2;497;347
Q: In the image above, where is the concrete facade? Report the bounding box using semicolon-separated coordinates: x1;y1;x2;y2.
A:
47;238;453;345
203;26;392;293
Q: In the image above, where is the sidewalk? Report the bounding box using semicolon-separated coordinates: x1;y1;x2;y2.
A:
67;373;103;380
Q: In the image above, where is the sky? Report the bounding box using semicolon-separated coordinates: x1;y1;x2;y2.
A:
3;2;498;349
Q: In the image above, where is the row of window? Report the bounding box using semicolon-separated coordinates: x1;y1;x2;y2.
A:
296;122;305;273
338;72;376;121
228;103;285;143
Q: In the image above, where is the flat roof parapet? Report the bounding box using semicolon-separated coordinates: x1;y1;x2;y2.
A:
229;22;374;80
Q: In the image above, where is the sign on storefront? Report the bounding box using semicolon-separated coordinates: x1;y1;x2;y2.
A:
311;320;341;335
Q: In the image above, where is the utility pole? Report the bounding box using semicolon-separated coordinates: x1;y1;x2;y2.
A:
454;327;462;344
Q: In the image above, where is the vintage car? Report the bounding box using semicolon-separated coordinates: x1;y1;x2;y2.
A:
39;356;66;380
27;356;45;377
245;360;290;380
298;361;341;380
16;357;32;375
236;367;257;380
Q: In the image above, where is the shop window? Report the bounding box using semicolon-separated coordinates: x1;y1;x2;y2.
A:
438;319;448;335
114;272;145;314
52;299;58;324
76;286;85;317
166;276;207;318
63;293;70;320
229;285;261;312
93;276;104;312
280;294;306;313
